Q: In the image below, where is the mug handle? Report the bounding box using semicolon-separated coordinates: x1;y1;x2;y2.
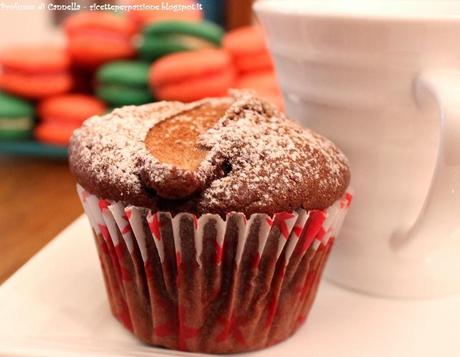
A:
393;70;460;253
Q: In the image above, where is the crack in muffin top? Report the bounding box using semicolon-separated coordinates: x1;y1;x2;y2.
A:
69;90;350;216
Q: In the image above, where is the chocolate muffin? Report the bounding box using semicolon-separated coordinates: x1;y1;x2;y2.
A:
69;90;352;353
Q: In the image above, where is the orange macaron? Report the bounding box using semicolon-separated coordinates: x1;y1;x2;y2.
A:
127;0;202;29
0;46;72;99
236;71;284;110
34;122;80;147
64;12;137;68
35;94;106;146
149;48;235;102
223;25;274;74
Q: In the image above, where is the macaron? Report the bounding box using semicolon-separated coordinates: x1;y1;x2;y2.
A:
96;61;153;107
0;46;72;99
126;0;202;28
149;48;235;102
34;122;79;147
223;25;274;74
236;71;284;110
0;92;34;140
139;20;224;61
38;94;106;125
35;94;106;146
64;12;137;68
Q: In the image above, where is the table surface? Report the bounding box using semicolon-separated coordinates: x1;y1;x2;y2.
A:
0;156;82;284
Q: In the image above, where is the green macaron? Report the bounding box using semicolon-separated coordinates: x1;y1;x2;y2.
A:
0;92;34;140
96;61;154;107
138;20;224;61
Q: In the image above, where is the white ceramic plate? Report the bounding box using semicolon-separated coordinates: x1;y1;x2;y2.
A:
0;216;459;356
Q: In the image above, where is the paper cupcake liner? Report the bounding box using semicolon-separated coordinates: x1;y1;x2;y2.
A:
77;184;352;354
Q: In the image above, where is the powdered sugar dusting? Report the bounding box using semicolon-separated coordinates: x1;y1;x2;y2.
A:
70;100;196;199
69;90;350;215
195;90;349;213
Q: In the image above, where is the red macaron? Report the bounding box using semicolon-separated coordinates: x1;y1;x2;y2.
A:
149;48;235;102
35;94;106;146
64;12;137;68
223;25;274;74
0;46;72;99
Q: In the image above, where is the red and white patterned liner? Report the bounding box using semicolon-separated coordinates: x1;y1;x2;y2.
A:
77;184;352;353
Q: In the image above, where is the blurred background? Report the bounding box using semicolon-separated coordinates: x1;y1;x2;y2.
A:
0;0;284;283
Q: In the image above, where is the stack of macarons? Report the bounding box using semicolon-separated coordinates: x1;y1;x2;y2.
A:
143;19;231;102
0;46;73;99
96;60;153;107
0;7;283;151
139;20;224;61
149;48;234;102
223;25;284;110
35;94;106;146
0;92;34;140
223;25;273;74
64;12;137;69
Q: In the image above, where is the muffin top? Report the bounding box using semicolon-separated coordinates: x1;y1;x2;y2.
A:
69;90;350;216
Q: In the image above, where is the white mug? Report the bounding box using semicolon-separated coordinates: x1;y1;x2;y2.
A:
255;0;460;298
